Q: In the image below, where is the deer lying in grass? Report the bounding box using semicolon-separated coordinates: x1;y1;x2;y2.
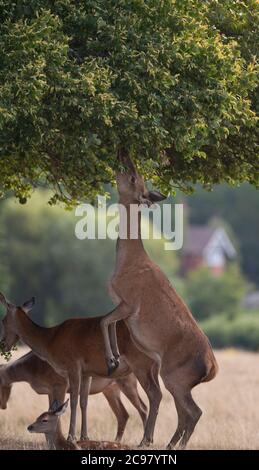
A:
0;351;147;442
28;399;129;450
0;293;161;446
100;150;218;448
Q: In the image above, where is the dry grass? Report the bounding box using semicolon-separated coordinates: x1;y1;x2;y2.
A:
1;348;259;450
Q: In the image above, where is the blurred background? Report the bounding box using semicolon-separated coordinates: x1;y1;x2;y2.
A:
0;184;258;350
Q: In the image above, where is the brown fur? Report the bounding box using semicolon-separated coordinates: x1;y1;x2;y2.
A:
100;161;218;448
28;400;129;450
79;440;129;450
0;294;161;447
0;351;147;441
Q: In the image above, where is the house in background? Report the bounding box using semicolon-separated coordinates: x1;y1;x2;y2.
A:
181;225;236;276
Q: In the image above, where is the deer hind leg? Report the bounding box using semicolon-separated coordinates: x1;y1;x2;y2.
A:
80;376;92;441
166;399;188;449
100;302;132;375
176;393;202;449
67;370;80;442
136;362;162;447
162;375;202;450
103;384;129;442
116;375;148;431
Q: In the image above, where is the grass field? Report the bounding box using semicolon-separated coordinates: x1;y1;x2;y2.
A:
1;348;259;450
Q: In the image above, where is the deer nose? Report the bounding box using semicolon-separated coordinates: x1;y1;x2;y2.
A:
148;190;167;202
27;425;33;432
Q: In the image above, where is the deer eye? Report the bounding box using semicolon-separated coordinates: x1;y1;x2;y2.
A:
42;419;48;422
129;175;137;185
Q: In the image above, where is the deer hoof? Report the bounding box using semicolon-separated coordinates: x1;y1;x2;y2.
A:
138;438;152;448
67;434;76;442
113;350;120;361
166;442;174;450
177;443;187;451
114;356;120;367
80;435;89;441
107;357;119;376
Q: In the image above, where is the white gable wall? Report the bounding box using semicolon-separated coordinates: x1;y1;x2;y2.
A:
203;228;236;268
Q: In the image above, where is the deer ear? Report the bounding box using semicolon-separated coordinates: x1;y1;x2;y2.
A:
53;399;69;416
49;400;61;413
129;174;137;185
0;293;8;307
22;297;35;314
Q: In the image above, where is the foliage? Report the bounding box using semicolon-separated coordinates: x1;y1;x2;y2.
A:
0;209;10;303
202;312;259;351
207;1;259;68
185;266;247;321
0;342;17;362
0;1;258;206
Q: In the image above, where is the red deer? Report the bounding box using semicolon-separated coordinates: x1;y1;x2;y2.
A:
0;350;147;442
0;293;161;446
100;150;218;448
27;399;129;450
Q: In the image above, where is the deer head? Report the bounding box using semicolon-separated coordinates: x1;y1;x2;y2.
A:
27;399;69;435
116;149;166;206
0;293;35;352
0;367;12;409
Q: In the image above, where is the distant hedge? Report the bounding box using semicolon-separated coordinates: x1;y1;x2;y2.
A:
201;313;259;350
185;267;247;321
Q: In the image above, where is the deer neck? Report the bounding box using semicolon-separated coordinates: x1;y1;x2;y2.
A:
117;201;146;259
0;364;9;386
1;359;26;386
45;421;79;450
13;311;52;361
3;353;35;386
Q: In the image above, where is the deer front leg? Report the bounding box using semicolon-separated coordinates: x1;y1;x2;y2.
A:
68;370;80;442
109;322;120;360
80;376;92;441
100;302;132;375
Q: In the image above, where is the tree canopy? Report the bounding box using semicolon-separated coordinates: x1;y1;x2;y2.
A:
0;0;258;205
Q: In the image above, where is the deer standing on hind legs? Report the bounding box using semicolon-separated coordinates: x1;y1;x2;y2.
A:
0;293;161;447
100;149;218;449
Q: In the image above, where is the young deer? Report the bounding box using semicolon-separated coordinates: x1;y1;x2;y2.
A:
100;150;218;448
28;399;129;450
0;351;147;442
0;293;161;446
